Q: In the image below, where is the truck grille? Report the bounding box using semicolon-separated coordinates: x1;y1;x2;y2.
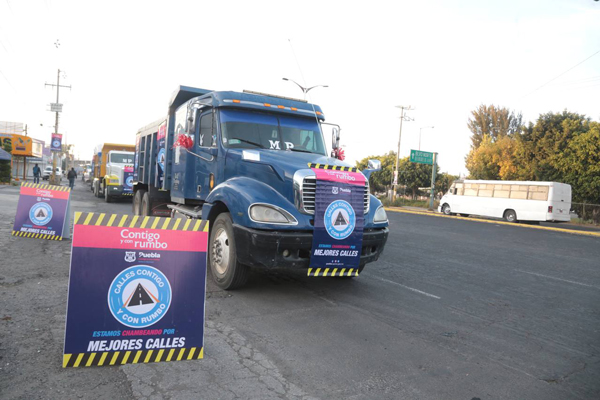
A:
302;177;370;214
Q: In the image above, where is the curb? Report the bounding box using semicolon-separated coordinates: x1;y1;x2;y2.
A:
385;207;600;238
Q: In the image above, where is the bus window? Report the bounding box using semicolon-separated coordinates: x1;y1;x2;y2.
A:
494;186;510;198
464;183;478;196
510;185;528;199
528;185;549;201
455;183;464;195
479;184;493;197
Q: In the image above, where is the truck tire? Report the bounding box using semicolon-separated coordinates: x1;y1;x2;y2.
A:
133;190;146;215
209;213;249;290
104;185;112;203
141;192;151;217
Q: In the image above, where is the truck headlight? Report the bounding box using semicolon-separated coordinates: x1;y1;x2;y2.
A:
249;204;298;225
374;206;388;223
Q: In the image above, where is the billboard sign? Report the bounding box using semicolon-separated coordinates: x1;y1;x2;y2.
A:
308;164;365;277
11;182;71;240
63;213;208;367
51;133;63;152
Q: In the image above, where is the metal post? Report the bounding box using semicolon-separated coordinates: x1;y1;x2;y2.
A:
429;153;437;210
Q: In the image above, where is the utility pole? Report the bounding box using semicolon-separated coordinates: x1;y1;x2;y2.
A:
429;153;438;210
392;105;414;201
45;69;71;185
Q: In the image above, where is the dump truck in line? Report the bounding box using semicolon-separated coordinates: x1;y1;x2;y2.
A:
132;86;389;289
91;143;135;202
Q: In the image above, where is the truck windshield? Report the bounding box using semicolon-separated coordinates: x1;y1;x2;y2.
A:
110;153;134;163
220;109;326;155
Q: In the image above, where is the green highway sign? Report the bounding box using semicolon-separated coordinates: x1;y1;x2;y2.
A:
410;150;434;165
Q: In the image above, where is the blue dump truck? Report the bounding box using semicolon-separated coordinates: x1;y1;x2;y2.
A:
132;86;389;289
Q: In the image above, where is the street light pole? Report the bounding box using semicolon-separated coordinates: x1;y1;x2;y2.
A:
282;78;328;100
419;126;434;151
392;105;414;201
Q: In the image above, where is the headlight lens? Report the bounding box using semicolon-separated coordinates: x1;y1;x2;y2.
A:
374;206;388;223
249;204;297;224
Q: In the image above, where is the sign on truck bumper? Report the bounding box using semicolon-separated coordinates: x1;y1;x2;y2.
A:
107;185;133;197
232;224;389;270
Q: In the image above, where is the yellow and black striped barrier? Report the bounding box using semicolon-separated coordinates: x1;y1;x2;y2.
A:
308;163;358;173
63;347;204;368
308;267;360;277
73;212;209;232
21;182;71;191
11;231;63;240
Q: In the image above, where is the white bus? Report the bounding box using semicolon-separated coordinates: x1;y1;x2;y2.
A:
438;180;571;223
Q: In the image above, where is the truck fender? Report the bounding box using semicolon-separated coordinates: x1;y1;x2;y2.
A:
203;177;302;228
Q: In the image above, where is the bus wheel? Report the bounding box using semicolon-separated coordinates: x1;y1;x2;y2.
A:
442;204;452;215
504;209;517;223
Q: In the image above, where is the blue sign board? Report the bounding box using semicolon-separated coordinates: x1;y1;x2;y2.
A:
63;213;209;367
308;165;365;276
12;182;71;240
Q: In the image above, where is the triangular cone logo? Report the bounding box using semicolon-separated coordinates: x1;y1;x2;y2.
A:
126;283;156;307
36;209;47;218
334;211;348;226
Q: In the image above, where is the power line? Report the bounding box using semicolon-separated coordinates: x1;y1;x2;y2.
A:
0;68;16;92
521;49;600;99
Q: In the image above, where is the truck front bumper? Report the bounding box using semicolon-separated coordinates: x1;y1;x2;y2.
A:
106;185;134;197
232;225;389;270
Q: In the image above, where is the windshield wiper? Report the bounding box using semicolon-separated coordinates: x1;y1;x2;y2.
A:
288;148;312;154
231;138;264;148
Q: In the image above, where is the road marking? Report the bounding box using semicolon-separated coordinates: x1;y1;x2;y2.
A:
369;276;441;299
385;207;600;238
516;270;599;289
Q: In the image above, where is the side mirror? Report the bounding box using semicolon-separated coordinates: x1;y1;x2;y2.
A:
367;159;381;171
332;127;340;150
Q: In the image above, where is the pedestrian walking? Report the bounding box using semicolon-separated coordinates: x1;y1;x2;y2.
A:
33;164;41;184
67;167;77;189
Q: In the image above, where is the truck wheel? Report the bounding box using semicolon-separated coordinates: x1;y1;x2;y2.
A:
209;213;249;290
104;186;112;203
141;192;151;217
133;190;146;215
504;209;517;223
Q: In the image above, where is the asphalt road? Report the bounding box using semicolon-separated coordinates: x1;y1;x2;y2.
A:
1;182;599;399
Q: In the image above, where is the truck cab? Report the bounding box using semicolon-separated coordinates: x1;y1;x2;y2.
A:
133;87;389;289
92;147;135;202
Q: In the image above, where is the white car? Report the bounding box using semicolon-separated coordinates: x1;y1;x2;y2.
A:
42;166;63;180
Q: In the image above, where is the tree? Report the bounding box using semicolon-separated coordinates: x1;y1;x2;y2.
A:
356;153;440;199
0;140;12;183
465;109;600;205
465;135;522;180
467;104;523;148
397;157;438;199
436;172;459;194
355;151;397;193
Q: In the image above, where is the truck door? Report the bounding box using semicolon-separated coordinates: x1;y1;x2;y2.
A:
194;109;219;200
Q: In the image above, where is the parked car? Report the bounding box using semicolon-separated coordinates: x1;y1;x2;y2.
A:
42;166;63;180
82;164;92;182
